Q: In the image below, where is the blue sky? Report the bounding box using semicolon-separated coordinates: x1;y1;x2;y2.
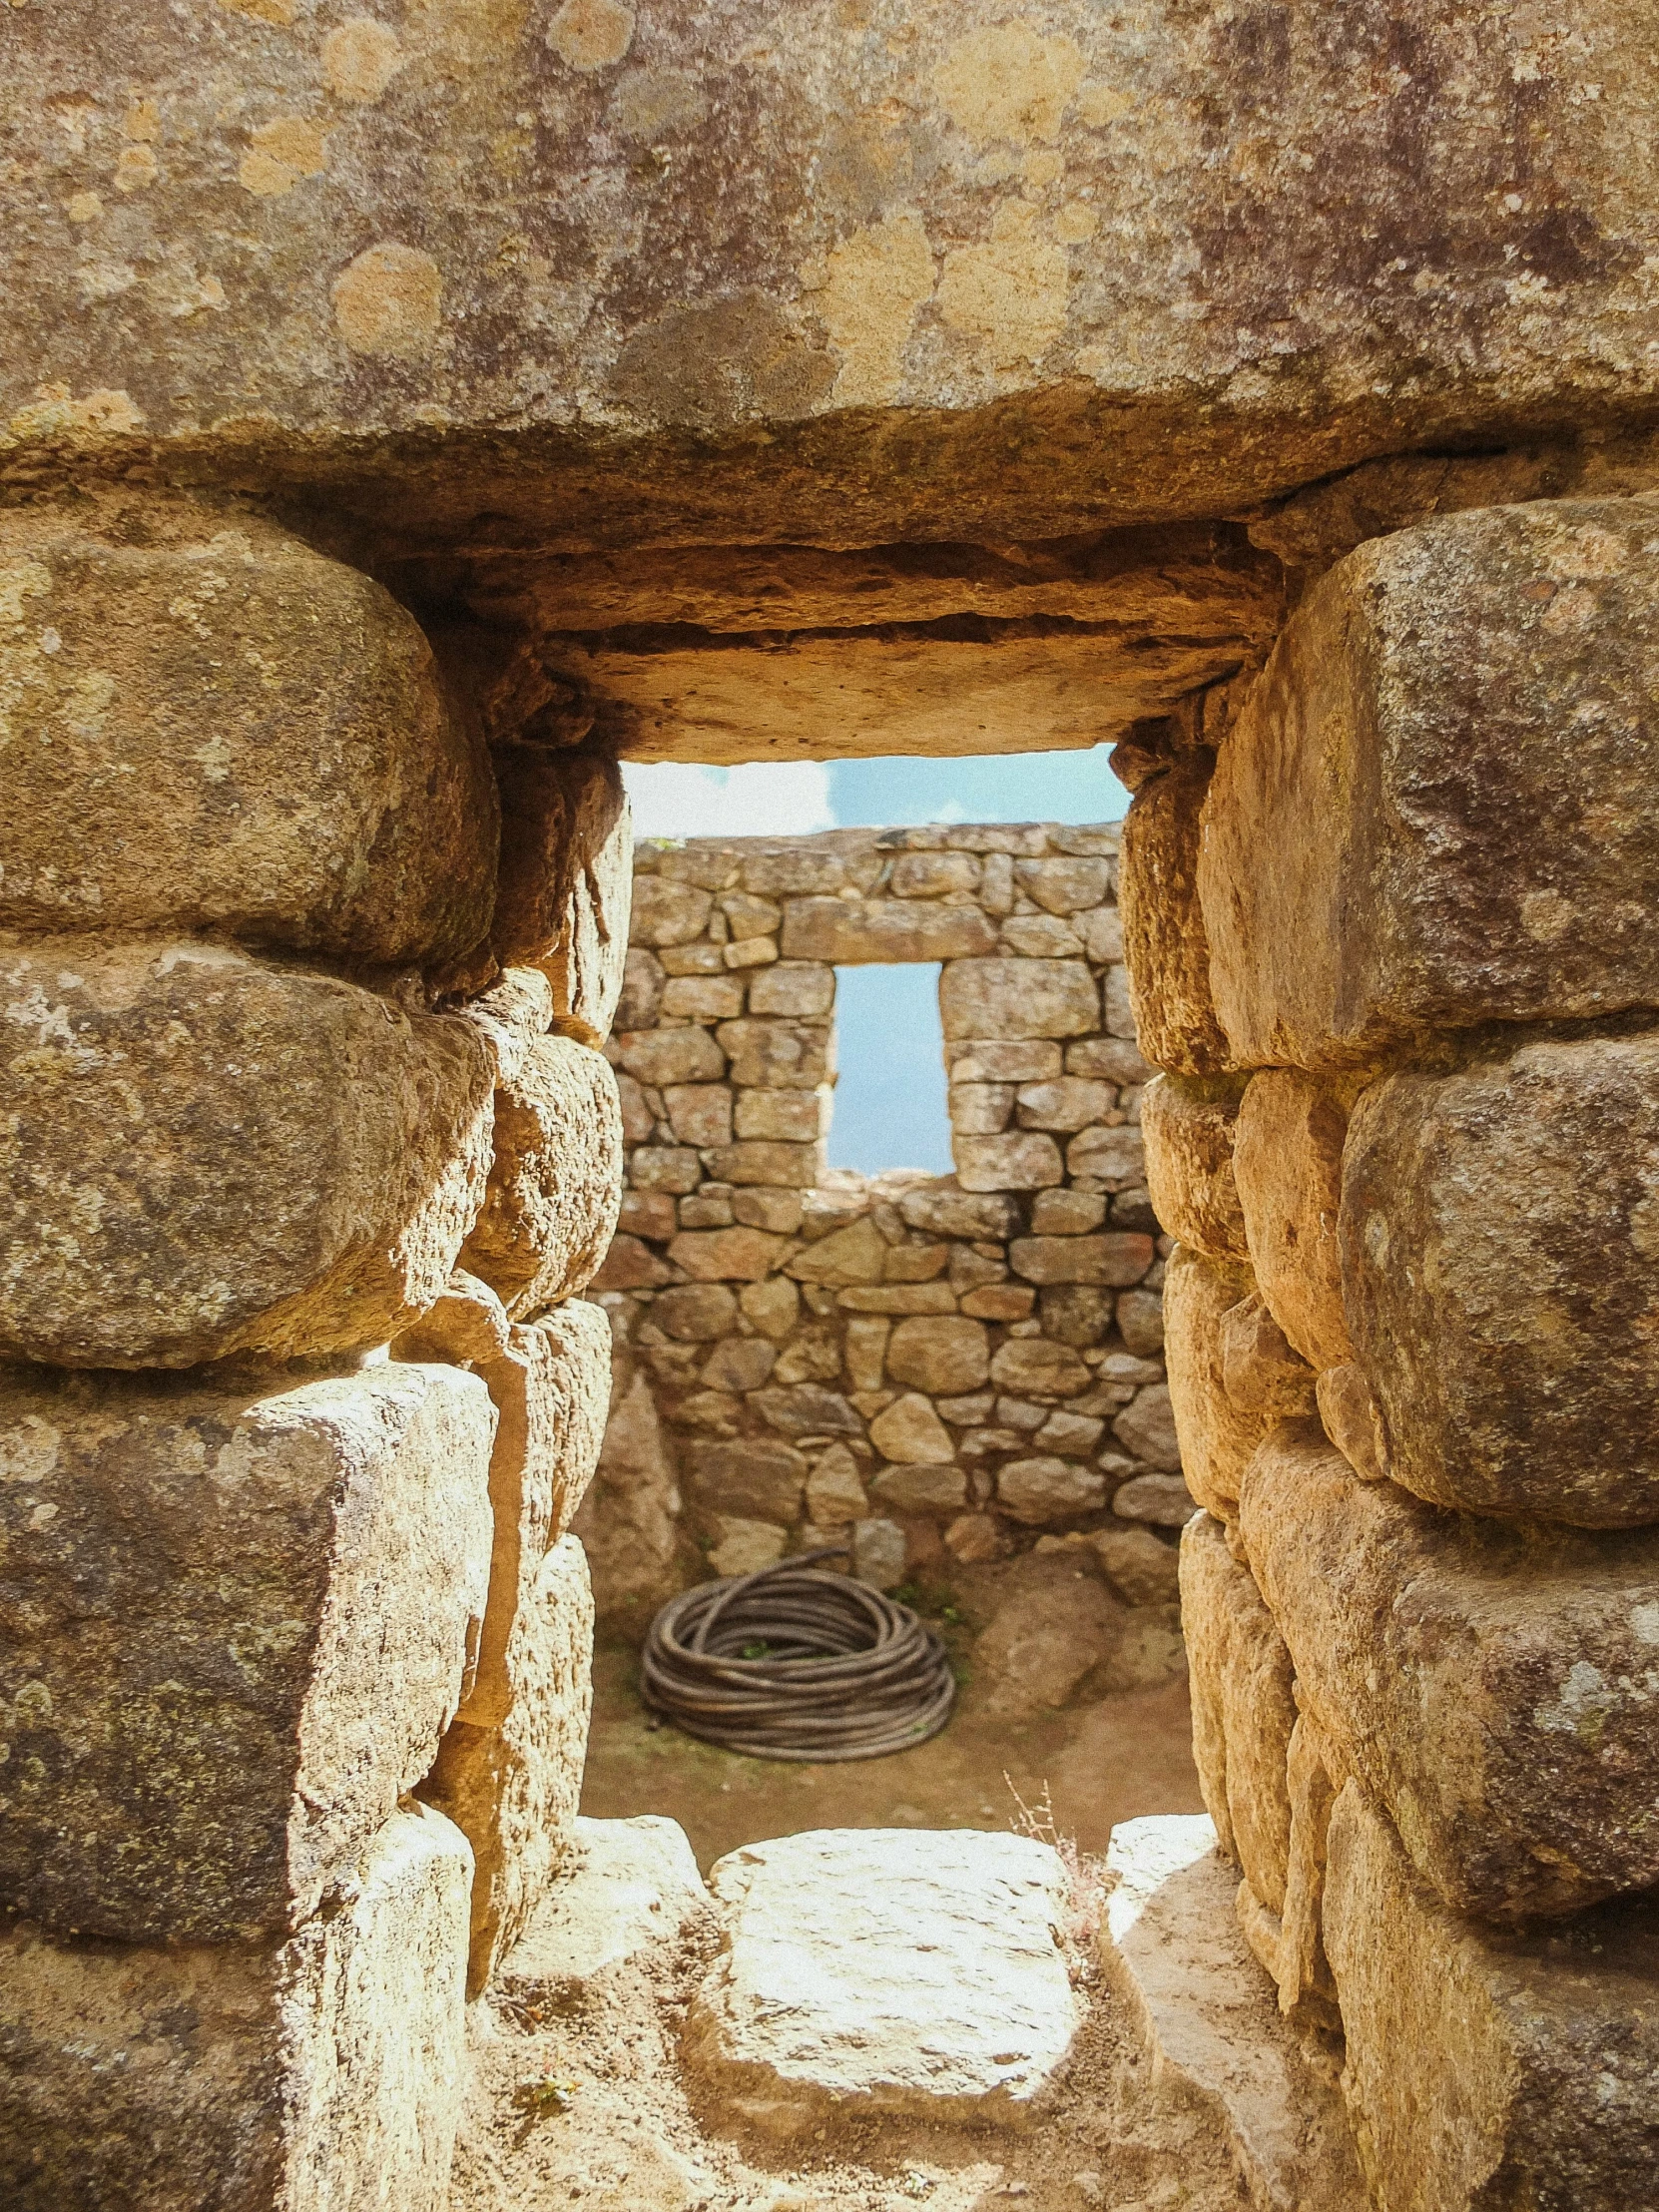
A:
622;747;1131;1174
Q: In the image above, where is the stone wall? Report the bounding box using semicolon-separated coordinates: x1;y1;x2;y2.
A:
1138;499;1659;2212
0;496;627;2209
576;824;1191;1680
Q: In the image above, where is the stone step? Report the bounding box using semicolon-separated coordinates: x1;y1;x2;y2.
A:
499;1815;713;2000
1098;1816;1364;2212
684;1827;1082;2137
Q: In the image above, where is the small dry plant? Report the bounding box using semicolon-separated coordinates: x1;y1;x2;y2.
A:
1005;1774;1107;1947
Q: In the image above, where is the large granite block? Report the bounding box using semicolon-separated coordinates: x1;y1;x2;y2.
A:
0;1360;493;1942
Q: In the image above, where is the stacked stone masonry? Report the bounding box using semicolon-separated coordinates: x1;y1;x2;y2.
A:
1148;496;1659;2212
579;824;1193;1674
0;500;623;2207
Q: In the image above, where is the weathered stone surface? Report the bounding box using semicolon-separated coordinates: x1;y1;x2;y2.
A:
1315;1362;1387;1484
897;1181;1022;1240
1015;1075;1113;1130
975;1557;1125;1712
997;1455;1107;1523
1119;753;1231;1077
1099;1816;1365;2212
390;1267;512;1367
940;958;1098;1040
782;896;995;962
788;1215;888;1287
616;948;666;1031
629;879;713;948
685;1439;807;1523
1241;1421;1659;1921
1112;1472;1197;1525
0;507;498;965
1344;1038;1659;1525
1030;1188;1108;1235
613;1025;725;1086
1112;1382;1183;1471
852;1517;908;1590
705;1138;819;1186
667;1226;786;1280
1010;1232;1152;1286
459;1035;623;1318
1325;1783;1659;2212
0;938;493;1369
664;1081;734;1144
501;1815;711;1996
1180;1512;1296;1917
718;1015;832;1089
1092;1524;1181;1605
710;1515;789;1575
1116;1286;1165;1355
1233;1071;1352;1373
687;1829;1079;2132
805;1442;870;1523
1065;1122;1147;1188
1164;1248;1316;1512
734;1084;826;1141
456;1300;611;1730
869;1459;968;1512
955;1131;1064;1191
570;1368;682;1623
884;1315;990;1394
749;961;835;1017
1141;1076;1248;1262
491;741;628;1022
868;1391;954;1464
990;1337;1091;1398
0;1360;493;1943
0;1802;472;2212
422;1535;592;1995
753;1382;862;1438
1205;501;1659;1068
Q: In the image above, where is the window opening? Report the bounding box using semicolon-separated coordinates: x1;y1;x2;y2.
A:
825;963;952;1177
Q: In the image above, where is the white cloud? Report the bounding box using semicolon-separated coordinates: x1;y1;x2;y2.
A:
622;761;836;839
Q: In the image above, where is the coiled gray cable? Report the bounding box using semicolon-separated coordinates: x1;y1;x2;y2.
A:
641;1549;956;1762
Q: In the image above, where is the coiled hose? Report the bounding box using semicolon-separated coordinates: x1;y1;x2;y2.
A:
641;1549;957;1762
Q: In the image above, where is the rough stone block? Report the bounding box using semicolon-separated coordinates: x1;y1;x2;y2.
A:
997;1455;1107;1523
616;948;666;1031
1241;1420;1659;1921
1111;1382;1184;1471
492;742;629;1025
1112;1472;1198;1524
500;1814;711;1996
1010;1232;1153;1286
1180;1513;1296;1917
949;1040;1064;1082
421;1535;593;1995
1030;1188;1108;1235
1015;1076;1113;1130
459;1034;623;1318
949;1079;1015;1133
1118;755;1232;1077
1091;1524;1181;1606
1343;1037;1659;1525
1015;856;1112;914
884;1315;990;1394
687;1829;1079;2132
1164;1248;1317;1512
954;1131;1064;1191
457;1299;610;1730
733;1085;827;1141
1315;1362;1387;1484
629;878;713;946
990;1337;1091;1398
0;938;493;1370
0;1803;472;2212
613;1025;725;1086
897;1180;1022;1240
747;961;835;1016
939;957;1099;1040
1204;502;1659;1069
1098;1815;1365;2212
788;1216;888;1287
1066;1122;1147;1187
685;1439;807;1522
570;1371;682;1624
0;506;496;965
717;1016;832;1088
1140;1076;1249;1262
869;1460;968;1512
0;1361;493;1943
1325;1782;1659;2212
781;896;995;962
664;1082;735;1144
704;1139;820;1187
668;1226;787;1281
1234;1072;1352;1372
868;1391;953;1464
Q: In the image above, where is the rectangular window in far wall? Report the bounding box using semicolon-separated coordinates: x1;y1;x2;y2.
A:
826;963;952;1177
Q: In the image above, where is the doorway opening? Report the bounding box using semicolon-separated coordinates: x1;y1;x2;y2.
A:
825;962;951;1177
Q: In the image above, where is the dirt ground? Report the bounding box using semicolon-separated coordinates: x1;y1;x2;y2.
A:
577;1640;1205;1874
